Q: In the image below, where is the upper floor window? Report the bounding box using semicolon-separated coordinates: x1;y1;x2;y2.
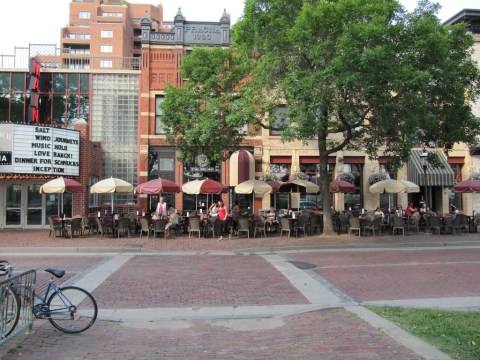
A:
100;45;113;53
79;11;90;19
101;30;113;38
101;12;122;17
155;95;164;134
68;34;90;39
269;105;289;136
100;60;113;68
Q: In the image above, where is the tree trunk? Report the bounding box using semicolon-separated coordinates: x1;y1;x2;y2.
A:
318;136;335;235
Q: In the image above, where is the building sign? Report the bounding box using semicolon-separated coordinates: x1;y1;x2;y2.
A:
0;124;80;176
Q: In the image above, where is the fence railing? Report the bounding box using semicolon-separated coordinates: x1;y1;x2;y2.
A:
0;269;36;344
0;44;141;71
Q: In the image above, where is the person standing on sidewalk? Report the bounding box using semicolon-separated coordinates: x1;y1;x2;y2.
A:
217;200;227;241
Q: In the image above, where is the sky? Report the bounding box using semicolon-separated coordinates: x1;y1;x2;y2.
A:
0;0;478;55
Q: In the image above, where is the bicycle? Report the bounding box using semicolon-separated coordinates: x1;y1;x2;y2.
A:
0;260;98;335
0;262;20;337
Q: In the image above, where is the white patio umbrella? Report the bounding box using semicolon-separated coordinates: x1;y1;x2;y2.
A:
90;177;134;213
235;180;272;214
369;179;419;212
369;179;420;194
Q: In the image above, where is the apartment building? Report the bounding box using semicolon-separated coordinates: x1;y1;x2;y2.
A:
61;0;171;68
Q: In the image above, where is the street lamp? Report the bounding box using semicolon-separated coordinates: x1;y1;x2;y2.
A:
420;148;429;208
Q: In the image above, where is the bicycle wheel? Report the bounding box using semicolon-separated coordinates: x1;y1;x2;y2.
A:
1;286;20;338
47;286;97;333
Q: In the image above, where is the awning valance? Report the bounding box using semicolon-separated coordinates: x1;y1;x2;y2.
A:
229;150;255;186
408;150;455;186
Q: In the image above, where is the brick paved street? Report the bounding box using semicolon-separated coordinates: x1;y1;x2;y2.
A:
0;229;478;359
0;309;421;360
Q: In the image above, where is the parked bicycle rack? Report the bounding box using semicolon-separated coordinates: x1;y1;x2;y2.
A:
0;269;36;344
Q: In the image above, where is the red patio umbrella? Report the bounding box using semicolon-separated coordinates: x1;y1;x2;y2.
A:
39;177;83;215
452;179;480;193
329;180;355;193
134;178;181;194
267;180;283;193
182;179;228;195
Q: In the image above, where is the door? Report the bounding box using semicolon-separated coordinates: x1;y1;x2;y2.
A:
4;183;46;228
26;184;42;226
5;184;23;227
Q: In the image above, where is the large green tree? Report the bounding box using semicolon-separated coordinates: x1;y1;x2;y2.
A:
161;47;257;165
233;0;480;234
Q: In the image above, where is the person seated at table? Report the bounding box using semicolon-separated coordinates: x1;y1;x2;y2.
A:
405;202;414;216
396;205;405;217
155;197;168;219
265;207;277;232
165;207;180;236
374;207;384;218
277;209;287;219
410;207;421;220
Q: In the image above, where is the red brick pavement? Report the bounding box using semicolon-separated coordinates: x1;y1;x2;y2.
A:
3;255;108;294
288;249;480;302
0;309;421;360
1;228;479;252
92;255;309;308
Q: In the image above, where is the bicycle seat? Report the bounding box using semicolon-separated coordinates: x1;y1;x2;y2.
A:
45;268;65;278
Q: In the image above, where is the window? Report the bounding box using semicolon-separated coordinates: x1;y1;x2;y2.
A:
343;163;363;210
379;163;397;211
100;60;113;68
100;45;113;53
182;154;221;211
101;12;122;17
101;30;113;38
68;34;90;39
155;95;164;134
269;106;289;136
79;11;90;19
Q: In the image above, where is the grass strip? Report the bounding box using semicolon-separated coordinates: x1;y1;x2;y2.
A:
367;306;480;360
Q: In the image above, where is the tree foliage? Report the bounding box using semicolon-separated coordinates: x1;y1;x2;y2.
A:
161;47;256;165
233;0;480;233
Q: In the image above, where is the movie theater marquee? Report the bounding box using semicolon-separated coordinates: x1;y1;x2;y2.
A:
0;124;80;176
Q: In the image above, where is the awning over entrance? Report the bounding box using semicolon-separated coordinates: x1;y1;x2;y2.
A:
229;150;255;186
408;150;455;186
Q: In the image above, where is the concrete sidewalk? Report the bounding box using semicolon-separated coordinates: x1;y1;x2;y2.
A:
1;228;479;253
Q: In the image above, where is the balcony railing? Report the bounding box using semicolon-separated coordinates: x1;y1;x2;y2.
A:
0;44;140;71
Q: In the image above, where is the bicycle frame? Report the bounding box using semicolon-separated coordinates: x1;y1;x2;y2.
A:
34;278;74;317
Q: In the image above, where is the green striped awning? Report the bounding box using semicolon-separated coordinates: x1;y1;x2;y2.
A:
408;150;455;186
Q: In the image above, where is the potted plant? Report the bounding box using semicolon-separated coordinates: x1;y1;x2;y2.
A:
368;172;389;186
260;173;279;182
289;171;308;181
336;172;355;184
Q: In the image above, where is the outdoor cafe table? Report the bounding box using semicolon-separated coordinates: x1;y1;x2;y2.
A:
53;217;72;237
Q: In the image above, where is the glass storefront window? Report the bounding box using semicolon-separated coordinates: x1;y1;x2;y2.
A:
10;93;24;123
379;164;397;211
449;164;462;212
11;73;25;92
0;93;9;120
80;74;89;92
54;73;66;92
0;73;10;91
343;163;363;210
52;94;67;124
68;73;79;92
182;155;221;212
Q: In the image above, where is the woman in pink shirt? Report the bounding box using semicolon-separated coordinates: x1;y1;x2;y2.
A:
217;200;227;241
